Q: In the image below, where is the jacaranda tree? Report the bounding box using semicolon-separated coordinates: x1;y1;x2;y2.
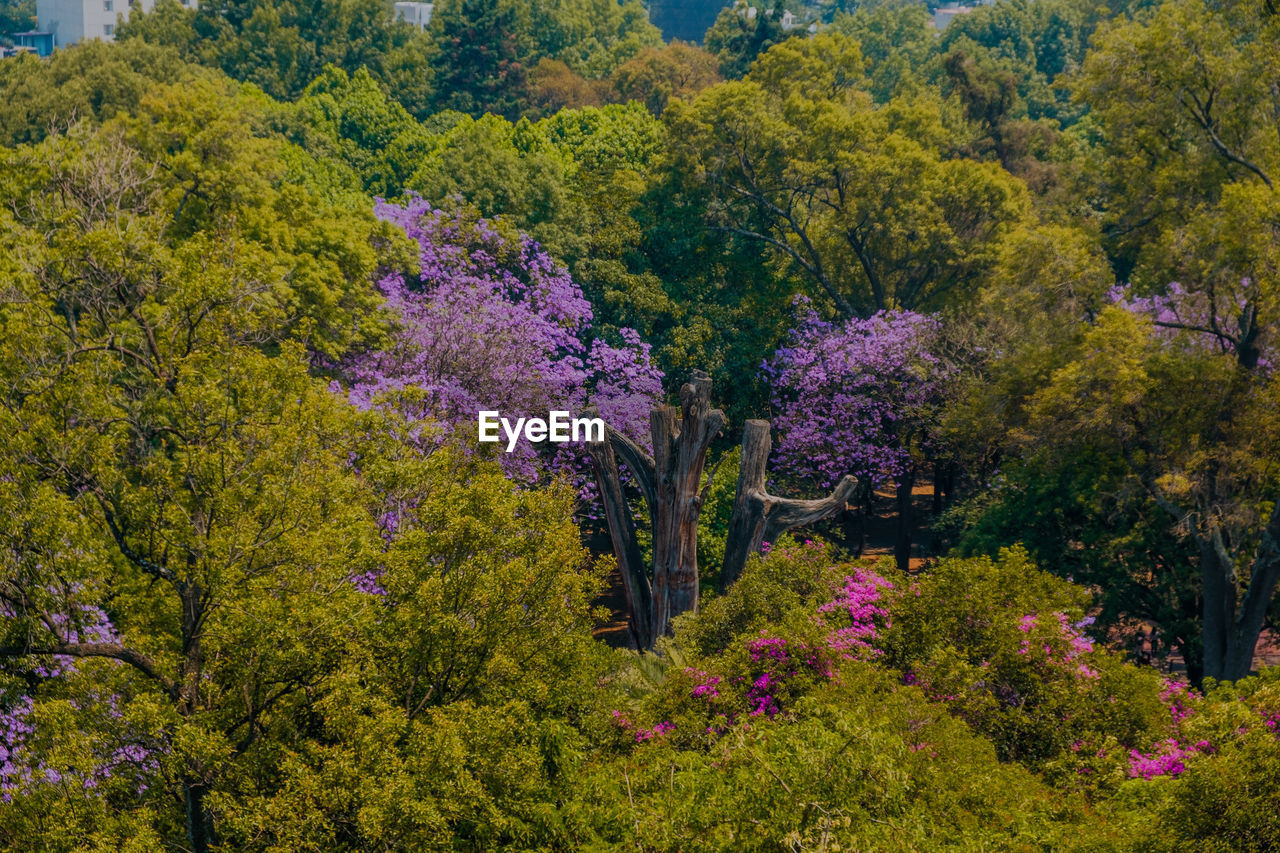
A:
341;198;663;486
764;301;956;570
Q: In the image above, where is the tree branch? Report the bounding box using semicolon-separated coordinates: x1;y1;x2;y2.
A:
0;641;177;698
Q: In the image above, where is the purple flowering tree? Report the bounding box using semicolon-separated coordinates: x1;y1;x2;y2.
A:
0;595;158;804
341;199;663;486
763;300;955;571
1108;280;1272;371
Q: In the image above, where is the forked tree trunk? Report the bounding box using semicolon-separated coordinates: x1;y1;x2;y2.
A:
587;371;723;643
720;420;858;589
588;374;857;648
590;437;654;650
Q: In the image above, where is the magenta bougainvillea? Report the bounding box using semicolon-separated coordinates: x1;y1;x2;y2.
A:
819;569;894;657
762;299;953;489
636;546;896;735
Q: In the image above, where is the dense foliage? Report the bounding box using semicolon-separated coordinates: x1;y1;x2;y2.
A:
1;0;1279;849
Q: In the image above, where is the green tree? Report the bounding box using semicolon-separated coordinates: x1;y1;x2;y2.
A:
1055;0;1280;682
428;0;536;119
609;40;722;116
703;0;791;80
0;40;206;147
117;0;436;111
662;33;1031;318
293;64;437;199
831;4;936;103
0;108;388;849
0;0;35;38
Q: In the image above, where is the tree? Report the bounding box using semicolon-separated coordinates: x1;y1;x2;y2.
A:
0;111;388;850
609;41;722;115
293;64;437;198
662;32;1031;318
763;304;954;571
341;198;662;485
526;0;662;78
0;40;206;147
429;0;535;119
117;0;436;112
0;0;34;39
831;4;936;104
1047;0;1280;682
703;0;791;80
588;372;856;647
1078;0;1280;278
528;58;609;116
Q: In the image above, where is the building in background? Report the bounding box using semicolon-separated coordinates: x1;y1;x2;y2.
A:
931;0;994;30
10;31;54;56
393;1;432;30
37;0;197;49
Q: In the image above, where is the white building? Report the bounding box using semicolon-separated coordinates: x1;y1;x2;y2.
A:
393;1;433;30
36;0;197;49
931;2;989;30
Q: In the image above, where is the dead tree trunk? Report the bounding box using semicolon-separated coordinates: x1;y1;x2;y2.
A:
720;420;859;589
589;377;858;648
587;371;723;644
589;437;654;650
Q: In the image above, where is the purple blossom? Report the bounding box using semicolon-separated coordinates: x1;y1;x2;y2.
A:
762;299;954;489
1109;281;1272;370
339;199;662;487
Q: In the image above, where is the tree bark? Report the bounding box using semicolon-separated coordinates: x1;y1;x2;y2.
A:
720;420;859;589
894;467;916;573
587;435;654;650
648;373;724;638
1192;501;1280;682
587;372;723;643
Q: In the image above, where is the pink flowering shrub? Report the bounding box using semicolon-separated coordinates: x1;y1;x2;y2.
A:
612;540;897;746
1135;667;1280;846
882;547;1169;768
592;539;1280;849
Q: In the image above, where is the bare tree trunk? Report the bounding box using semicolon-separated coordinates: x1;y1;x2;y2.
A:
588;372;723;642
648;374;724;638
894;467;915;573
587;437;653;650
721;420;858;589
589;375;859;647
